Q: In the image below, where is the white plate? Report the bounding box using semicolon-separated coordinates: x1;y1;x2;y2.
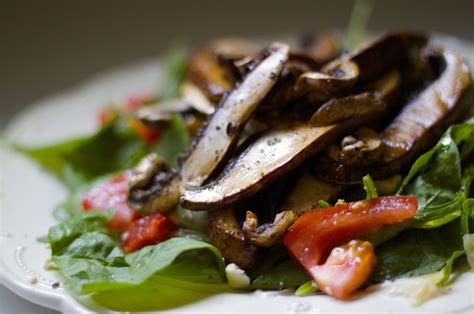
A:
1;35;474;313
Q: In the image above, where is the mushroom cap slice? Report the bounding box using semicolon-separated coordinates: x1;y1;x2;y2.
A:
295;32;426;105
127;153;181;214
182;105;386;210
279;171;343;215
379;48;472;171
243;210;295;247
181;81;216;115
186;49;236;103
328;31;428;83
209;207;259;269
181;42;290;187
310;92;387;127
313;47;472;183
295;61;360;102
182;123;336;210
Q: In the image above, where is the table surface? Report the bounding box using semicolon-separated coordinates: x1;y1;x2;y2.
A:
1;0;473;312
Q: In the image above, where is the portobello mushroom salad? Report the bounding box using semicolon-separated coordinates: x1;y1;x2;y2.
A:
11;30;474;311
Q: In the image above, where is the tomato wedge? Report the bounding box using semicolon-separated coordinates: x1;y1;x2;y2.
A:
121;213;177;253
310;240;376;299
82;171;140;232
283;196;417;299
128;118;160;145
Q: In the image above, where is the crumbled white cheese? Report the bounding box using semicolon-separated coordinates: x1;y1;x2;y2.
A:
463;234;474;270
383;272;447;306
225;263;250;289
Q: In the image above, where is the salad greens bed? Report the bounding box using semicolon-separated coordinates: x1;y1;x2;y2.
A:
8;43;474;311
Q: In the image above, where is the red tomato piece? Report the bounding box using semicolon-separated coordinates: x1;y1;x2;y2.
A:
128;119;160;145
283;196;418;299
98;108;116;126
121;213;177;253
82;171;140;231
123;94;154;113
310;240;376;299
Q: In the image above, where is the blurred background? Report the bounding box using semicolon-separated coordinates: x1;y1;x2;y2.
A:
1;0;473;312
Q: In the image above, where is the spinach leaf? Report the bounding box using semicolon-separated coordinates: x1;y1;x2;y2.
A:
399;122;474;228
49;211;230;311
250;260;310;290
161;42;188;101
17;122;149;190
153;114;190;169
49;211;111;255
372;219;464;281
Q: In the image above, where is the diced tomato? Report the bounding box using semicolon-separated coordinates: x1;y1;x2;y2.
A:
283;196;418;299
82;171;140;231
122;94;154;113
128;119;160;145
121;213;177;253
98;108;116;126
310;240;376;299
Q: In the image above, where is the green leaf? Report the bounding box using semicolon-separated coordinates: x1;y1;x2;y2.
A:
17;121;149;190
153;115;190;169
372;219;464;281
363;174;378;199
161;42;188;101
343;0;374;50
49;211;110;255
36;235;49;243
250;260;310;290
399;122;474;228
437;250;464;286
318;200;331;208
295;280;317;297
48;211;229;311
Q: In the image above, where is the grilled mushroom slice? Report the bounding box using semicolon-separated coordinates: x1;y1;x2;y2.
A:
310;93;386;127
295;32;338;64
327;31;427;83
327;127;385;167
181;81;216;115
181;43;290;187
313;47;472;183
182;105;386;210
242;210;295;247
296;32;426;105
279;171;343;215
209;207;259;269
295;61;360;103
186;49;236;103
136;100;189;127
376;48;472;174
127;153;181;214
